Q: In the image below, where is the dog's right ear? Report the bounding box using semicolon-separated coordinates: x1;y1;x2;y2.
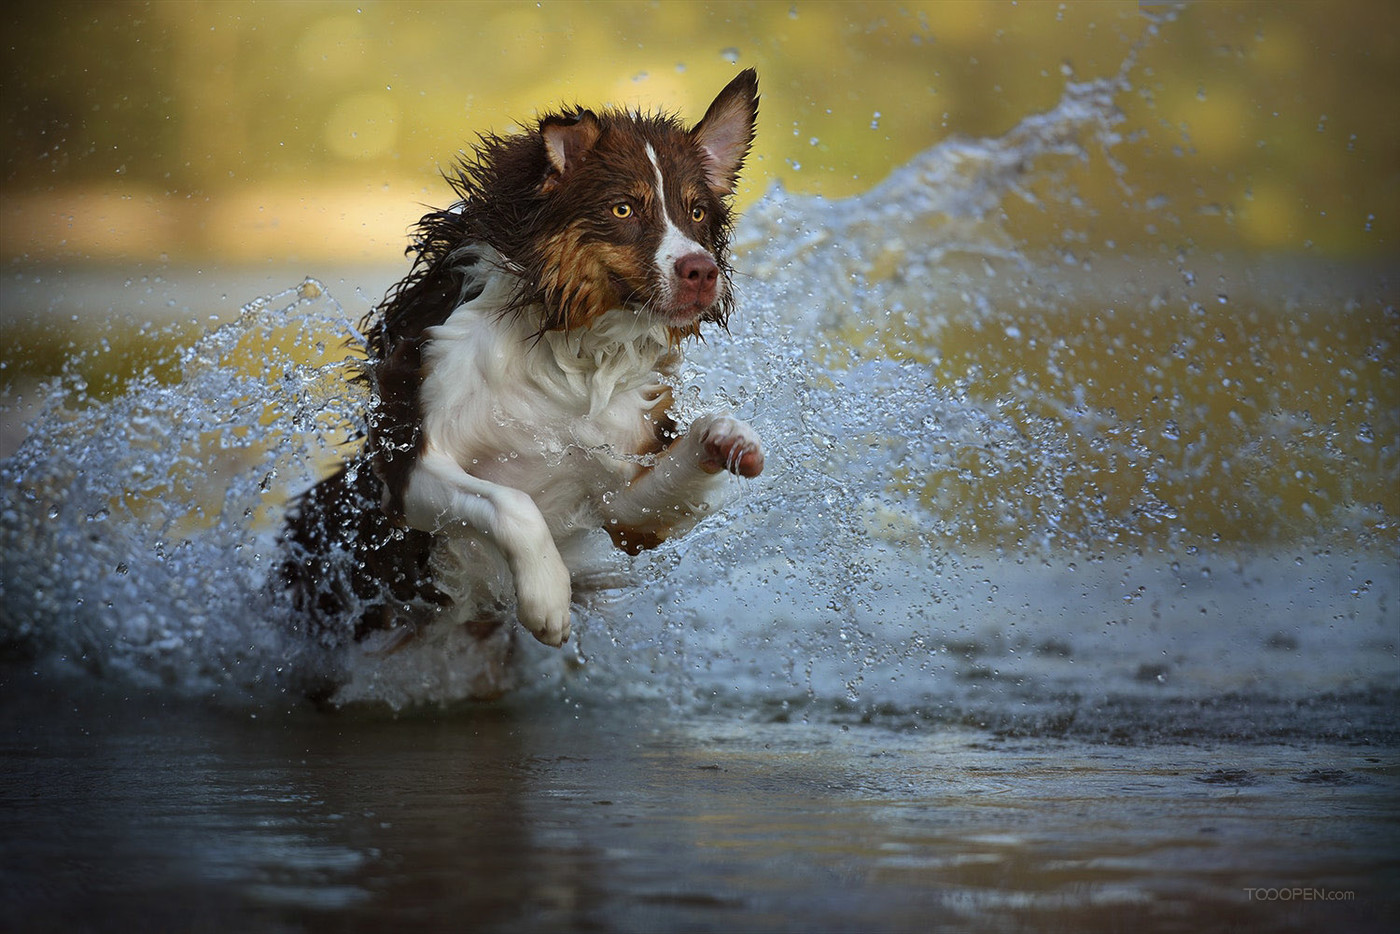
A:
540;109;601;189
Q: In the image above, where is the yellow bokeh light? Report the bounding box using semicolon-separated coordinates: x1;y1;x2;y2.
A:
324;93;401;162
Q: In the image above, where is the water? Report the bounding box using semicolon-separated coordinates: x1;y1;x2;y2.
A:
2;75;1398;930
3;687;1396;933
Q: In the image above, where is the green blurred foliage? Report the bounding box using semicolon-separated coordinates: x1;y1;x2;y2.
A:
2;1;1397;261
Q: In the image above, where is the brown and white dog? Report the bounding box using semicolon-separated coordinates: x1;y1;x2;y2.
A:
280;70;763;695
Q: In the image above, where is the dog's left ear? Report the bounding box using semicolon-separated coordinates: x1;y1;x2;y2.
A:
691;68;759;195
541;109;602;186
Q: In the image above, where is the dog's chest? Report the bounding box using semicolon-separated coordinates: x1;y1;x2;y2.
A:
418;304;673;526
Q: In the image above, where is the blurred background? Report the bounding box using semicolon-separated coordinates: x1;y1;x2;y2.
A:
3;2;1394;269
1;0;1397;543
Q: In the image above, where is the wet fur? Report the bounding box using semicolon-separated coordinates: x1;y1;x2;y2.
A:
278;71;763;671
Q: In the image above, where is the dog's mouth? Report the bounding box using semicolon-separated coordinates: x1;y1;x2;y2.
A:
615;276;715;326
657;298;710;326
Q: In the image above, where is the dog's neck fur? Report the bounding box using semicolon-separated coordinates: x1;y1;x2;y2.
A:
421;249;680;423
533;305;680;419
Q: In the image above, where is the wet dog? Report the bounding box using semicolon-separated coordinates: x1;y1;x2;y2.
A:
279;70;763;699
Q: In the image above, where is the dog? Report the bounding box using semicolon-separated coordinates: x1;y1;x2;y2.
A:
279;70;764;699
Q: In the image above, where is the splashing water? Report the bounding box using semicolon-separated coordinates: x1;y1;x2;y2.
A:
0;279;367;699
2;77;1396;724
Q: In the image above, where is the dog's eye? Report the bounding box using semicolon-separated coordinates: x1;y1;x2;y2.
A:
690;206;707;223
611;203;633;219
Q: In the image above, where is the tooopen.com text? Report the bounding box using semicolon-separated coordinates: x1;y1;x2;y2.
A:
1243;888;1355;902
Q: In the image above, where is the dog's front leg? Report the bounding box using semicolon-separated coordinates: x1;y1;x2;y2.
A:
603;414;763;551
402;446;572;646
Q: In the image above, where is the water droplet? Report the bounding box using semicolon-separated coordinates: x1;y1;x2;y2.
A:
720;47;740;64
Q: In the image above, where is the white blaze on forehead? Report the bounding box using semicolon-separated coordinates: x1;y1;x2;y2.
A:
646;143;708;272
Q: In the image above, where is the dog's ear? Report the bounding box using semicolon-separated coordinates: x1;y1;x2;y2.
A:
540;109;602;186
691;68;759;195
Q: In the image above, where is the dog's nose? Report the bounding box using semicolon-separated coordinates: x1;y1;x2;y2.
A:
675;253;719;298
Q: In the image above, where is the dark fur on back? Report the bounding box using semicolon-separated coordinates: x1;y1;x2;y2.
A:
280;459;443;642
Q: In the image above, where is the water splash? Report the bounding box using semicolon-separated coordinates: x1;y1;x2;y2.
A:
1;280;366;699
2;77;1395;718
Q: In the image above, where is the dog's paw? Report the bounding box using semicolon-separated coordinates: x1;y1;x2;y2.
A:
697;415;764;478
511;547;573;647
489;488;573;646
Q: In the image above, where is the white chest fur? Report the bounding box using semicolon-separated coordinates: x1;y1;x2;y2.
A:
395;264;753;647
417;281;677;540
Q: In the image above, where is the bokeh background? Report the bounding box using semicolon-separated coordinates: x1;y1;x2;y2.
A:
4;2;1394;266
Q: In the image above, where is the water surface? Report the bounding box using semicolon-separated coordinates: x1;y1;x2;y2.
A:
3;683;1397;933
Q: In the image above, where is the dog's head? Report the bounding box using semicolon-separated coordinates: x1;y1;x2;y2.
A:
458;70;759;338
